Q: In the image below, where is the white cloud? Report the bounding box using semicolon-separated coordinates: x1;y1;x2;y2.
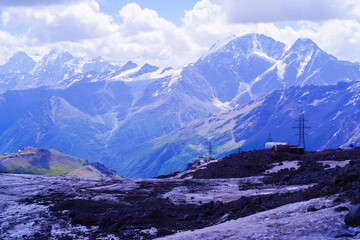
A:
182;0;226;46
0;1;202;67
107;3;199;66
1;0;360;68
180;0;293;54
223;0;348;23
2;0;117;43
0;0;81;7
0;30;24;63
295;20;360;62
119;3;173;36
178;0;360;64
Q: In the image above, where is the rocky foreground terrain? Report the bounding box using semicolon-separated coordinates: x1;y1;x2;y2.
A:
1;148;360;239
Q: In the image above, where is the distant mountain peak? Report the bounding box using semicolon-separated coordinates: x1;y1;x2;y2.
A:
120;61;138;72
237;33;275;44
35;50;74;70
94;56;105;62
295;38;318;45
201;33;285;62
43;50;74;62
129;63;159;78
48;49;56;55
0;51;36;74
8;51;34;64
207;33;266;51
288;38;321;54
142;63;155;68
10;51;30;59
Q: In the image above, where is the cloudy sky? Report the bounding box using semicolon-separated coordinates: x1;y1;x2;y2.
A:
0;0;360;67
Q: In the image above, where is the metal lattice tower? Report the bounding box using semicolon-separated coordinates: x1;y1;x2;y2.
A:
208;142;213;159
267;133;274;142
294;110;310;150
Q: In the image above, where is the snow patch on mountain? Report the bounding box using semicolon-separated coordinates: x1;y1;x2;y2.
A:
309;97;329;106
136;67;171;81
331;111;342;121
300;91;310;97
252;65;276;85
276;61;286;80
297;51;313;78
111;66;142;81
212;98;231;110
345;95;360;106
167;68;183;88
253;51;276;62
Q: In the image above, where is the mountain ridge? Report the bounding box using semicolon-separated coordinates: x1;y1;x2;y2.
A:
0;146;120;178
129;80;360;177
1;33;360;177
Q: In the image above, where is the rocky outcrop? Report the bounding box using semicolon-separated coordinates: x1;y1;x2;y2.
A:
66;162;121;178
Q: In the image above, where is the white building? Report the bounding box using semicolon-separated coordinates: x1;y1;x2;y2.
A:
265;142;288;151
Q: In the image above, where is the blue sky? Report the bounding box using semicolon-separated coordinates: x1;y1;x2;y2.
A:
0;0;359;67
99;0;200;26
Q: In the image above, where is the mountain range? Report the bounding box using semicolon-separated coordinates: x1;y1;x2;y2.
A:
1;33;360;177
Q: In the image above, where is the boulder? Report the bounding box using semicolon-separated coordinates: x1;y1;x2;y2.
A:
307;205;317;212
335;230;355;238
344;204;360;227
334;206;349;212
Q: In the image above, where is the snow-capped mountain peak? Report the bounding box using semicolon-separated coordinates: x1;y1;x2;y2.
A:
189;33;360;107
285;38;322;57
94;56;105;63
119;61;138;72
8;51;32;63
0;51;36;74
130;63;159;78
41;50;74;65
201;33;285;62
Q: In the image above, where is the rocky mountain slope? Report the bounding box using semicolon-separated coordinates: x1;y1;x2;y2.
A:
1;34;360;177
0;147;120;178
126;80;360;176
